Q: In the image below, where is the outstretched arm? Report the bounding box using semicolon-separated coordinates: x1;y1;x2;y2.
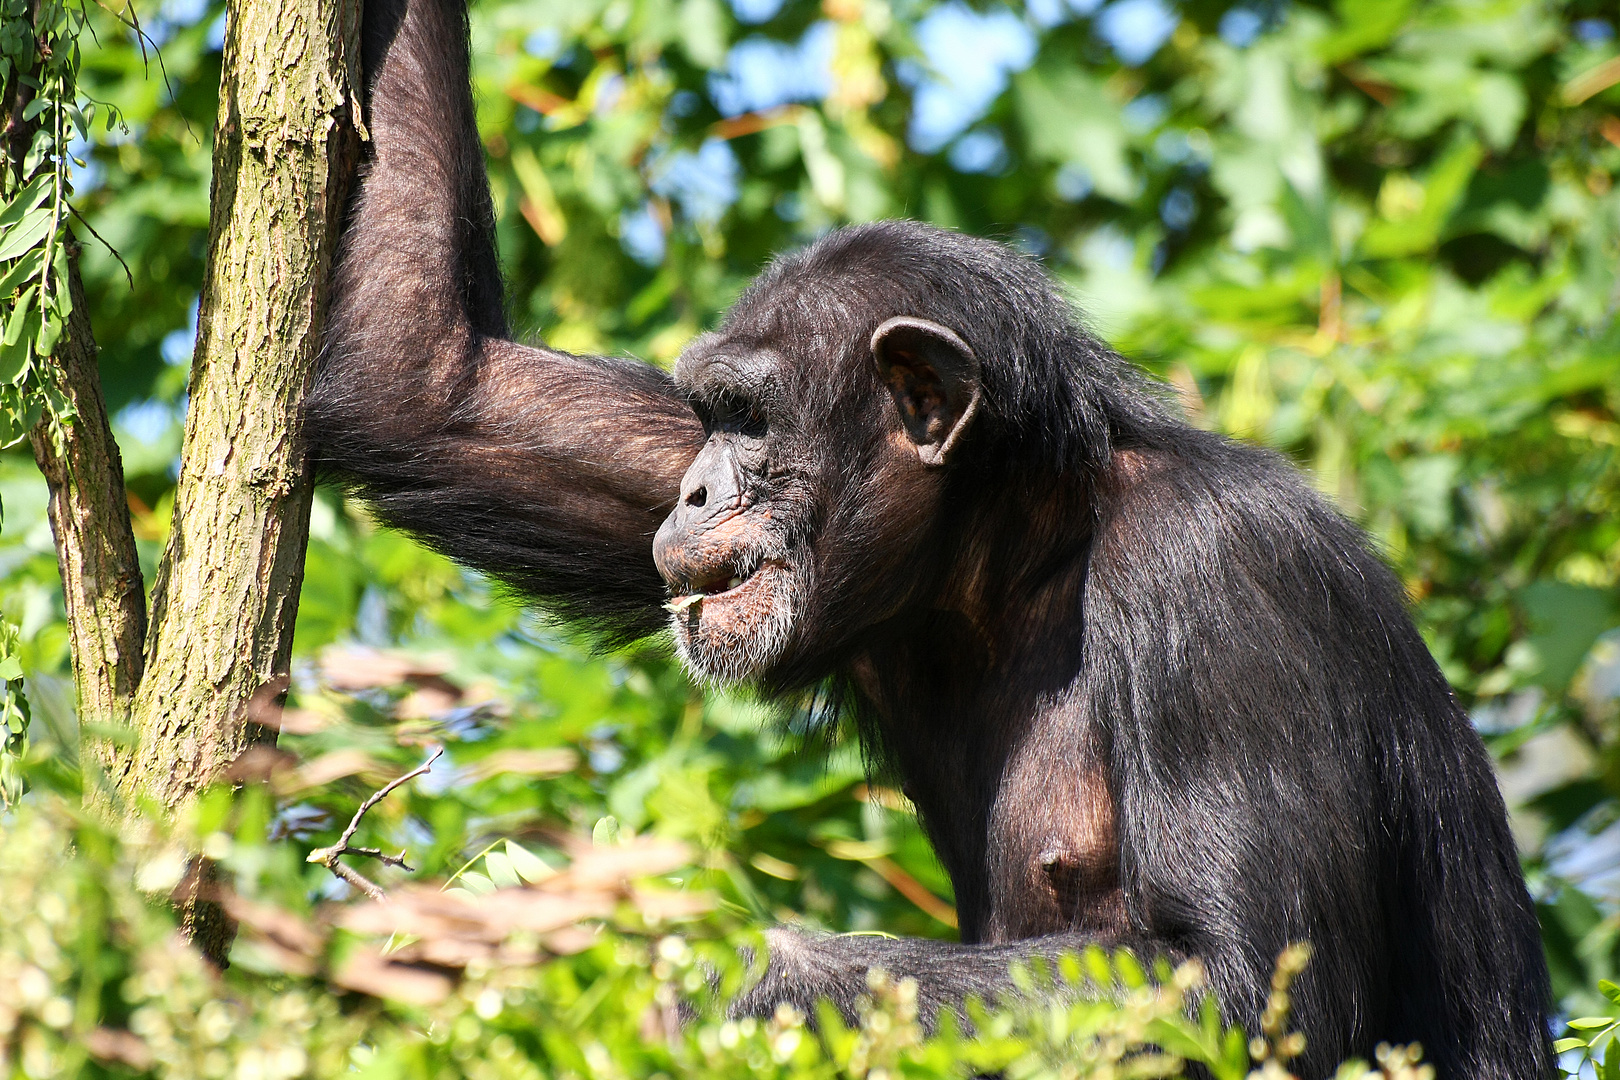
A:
730;928;1158;1029
308;0;703;641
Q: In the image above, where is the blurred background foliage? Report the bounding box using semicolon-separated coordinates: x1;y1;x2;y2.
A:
1;0;1619;1062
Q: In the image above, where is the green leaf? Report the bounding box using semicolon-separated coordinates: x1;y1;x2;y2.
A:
592;815;622;846
1316;0;1413;63
1114;948;1147;988
1360;139;1485;258
19;130;49;179
457;870;496;896
3;285;34;347
41;376;75;425
1521;582;1619;691
1570;1018;1617;1030
1221;1026;1250;1078
34;310;61;357
0;207;52;261
0;249;43;298
483;848;521;889
0;390;40;448
49;243;69;317
505;839;556;883
677;0;726;68
0;176;51;229
1082;944;1112;988
1600;979;1620;1005
0;360;26;409
1015;63;1135;201
1555;1037;1590;1053
0;658;21;680
0;313;37;387
1143;1017;1218;1064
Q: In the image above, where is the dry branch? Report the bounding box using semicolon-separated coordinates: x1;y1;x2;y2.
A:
308;746;444;901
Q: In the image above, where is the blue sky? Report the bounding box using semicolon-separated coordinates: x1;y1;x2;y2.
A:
708;22;837;117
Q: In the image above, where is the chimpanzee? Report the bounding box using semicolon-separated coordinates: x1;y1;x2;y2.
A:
307;0;1554;1075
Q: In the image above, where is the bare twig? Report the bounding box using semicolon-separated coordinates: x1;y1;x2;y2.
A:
339;845;414;869
87;0;196;144
67;203;132;287
334;745;444;850
322;859;387;902
308;746;443;902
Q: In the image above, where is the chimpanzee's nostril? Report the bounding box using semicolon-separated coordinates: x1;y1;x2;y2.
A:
687;486;707;507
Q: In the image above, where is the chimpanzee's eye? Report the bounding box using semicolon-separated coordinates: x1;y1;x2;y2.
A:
691;400;714;432
712;393;767;440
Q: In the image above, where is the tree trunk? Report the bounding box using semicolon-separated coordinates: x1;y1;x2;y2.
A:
28;256;148;784
8;0;364;964
7;0;147;787
114;0;364;958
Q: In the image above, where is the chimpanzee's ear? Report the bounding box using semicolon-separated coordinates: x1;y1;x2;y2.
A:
870;316;982;467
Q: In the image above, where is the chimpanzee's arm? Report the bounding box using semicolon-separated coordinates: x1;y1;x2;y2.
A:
307;0;703;641
729;928;1167;1028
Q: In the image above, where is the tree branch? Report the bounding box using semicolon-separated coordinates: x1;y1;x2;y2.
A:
114;0;364;964
126;0;364;813
308;747;444;901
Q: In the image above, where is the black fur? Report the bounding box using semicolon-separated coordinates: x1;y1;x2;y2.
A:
307;1;1554;1076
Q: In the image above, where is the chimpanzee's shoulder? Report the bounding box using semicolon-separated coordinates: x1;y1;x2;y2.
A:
1088;430;1383;604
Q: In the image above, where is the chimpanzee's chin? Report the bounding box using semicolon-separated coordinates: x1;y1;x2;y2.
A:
670;562;803;685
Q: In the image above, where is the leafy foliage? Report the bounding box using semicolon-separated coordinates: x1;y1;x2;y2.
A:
3;717;1435;1080
0;617;27;807
1554;984;1620;1080
0;0;122;445
0;0;1617;1070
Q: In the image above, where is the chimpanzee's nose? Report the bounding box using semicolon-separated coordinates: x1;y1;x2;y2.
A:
672;440;742;524
654;439;745;587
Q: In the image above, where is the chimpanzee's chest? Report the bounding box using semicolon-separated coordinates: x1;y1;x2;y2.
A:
851;654;1127;944
977;712;1127;943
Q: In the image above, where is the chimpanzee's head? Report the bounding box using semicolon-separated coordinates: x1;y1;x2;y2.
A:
652;221;1133;687
654;312;980;684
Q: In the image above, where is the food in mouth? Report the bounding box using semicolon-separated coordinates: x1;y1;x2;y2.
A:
663;564;767;613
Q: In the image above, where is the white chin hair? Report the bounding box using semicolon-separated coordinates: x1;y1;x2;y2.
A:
671;572;803;686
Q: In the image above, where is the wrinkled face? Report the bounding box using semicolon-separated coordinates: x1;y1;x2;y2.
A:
652;344;808;684
652;315;982;686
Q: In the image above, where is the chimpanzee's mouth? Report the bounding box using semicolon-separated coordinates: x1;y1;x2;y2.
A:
666;559;802;684
665;559;782;611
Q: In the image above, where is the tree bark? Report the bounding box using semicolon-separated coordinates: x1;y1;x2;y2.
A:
115;0;363;955
28;257;148;781
123;0;363;798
